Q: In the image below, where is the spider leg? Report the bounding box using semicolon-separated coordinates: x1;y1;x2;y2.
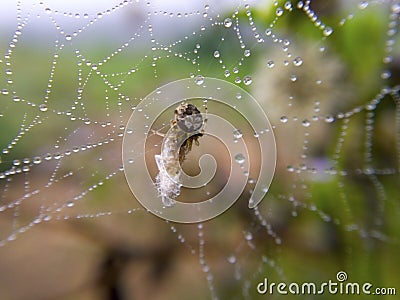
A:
151;129;165;137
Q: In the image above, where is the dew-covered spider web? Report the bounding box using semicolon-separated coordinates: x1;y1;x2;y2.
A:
0;0;400;299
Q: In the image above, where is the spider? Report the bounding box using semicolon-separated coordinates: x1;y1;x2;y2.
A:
174;102;206;163
153;102;207;163
153;102;207;207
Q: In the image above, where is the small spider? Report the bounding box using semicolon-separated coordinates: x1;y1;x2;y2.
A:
153;102;207;207
174;102;205;163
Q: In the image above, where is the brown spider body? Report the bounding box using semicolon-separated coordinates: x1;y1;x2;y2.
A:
154;102;206;207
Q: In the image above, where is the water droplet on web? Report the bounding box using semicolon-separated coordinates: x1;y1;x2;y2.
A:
195;75;204;85
381;70;391;79
284;1;293;10
243;75;252;85
243;231;253;240
66;201;75;208
276;7;284;16
293;56;303;66
224;70;230;77
297;1;304;9
325;115;335;123
1;89;9;95
323;27;333;36
12;96;20;102
290;75;297;82
358;1;368;10
224;18;232;28
280;116;288;123
227;255;236;264
44;7;51;14
265;28;272;36
392;3;400;13
383;56;393;64
236;93;242;99
244;49;251;57
39;104;48;112
65;34;72;41
213;50;220;58
234;153;245;164
302;119;311;127
233;129;243;139
33;156;42;164
5;69;12;75
266;60;275;68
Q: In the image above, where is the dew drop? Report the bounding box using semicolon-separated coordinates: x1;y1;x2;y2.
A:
265;28;272;36
284;1;292;10
224;18;232;28
266;60;275;68
1;89;9;95
290;75;297;82
243;75;252;85
213;50;220;58
323;27;333;36
195;75;204;85
325;115;335;123
280;116;288;123
39;104;48;112
244;49;251;57
12;96;20;102
224;70;230;77
33;156;42;164
358;1;368;10
234;153;246;164
293;56;303;66
236;92;242;99
65;34;72;41
302;119;311;127
276;7;284;16
227;255;236;264
233;129;243;139
381;70;391;79
392;3;400;13
243;231;253;240
297;1;304;9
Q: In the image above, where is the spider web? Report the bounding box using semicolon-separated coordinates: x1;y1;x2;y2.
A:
0;0;399;299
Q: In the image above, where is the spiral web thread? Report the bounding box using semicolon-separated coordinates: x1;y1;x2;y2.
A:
0;0;399;299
